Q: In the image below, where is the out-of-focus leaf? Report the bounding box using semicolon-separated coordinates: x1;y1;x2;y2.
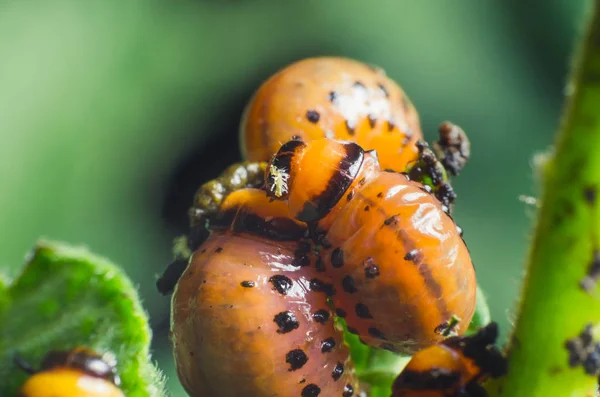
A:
0;241;165;397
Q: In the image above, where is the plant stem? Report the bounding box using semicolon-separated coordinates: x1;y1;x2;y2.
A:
487;1;600;396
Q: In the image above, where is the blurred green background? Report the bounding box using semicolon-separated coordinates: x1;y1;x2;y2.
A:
0;1;588;395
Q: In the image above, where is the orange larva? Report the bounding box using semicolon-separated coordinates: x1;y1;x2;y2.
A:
240;57;423;172
171;189;360;397
391;323;507;397
17;347;123;397
266;138;476;354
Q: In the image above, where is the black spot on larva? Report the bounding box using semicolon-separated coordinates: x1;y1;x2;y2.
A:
200;248;206;253
377;82;389;97
347;326;359;335
292;254;310;267
353;80;365;89
301;384;321;397
306;110;320;124
313;309;330;324
364;205;370;212
363;257;379;277
404;249;423;264
358;177;367;187
332;362;344;381
364;264;380;279
377;192;384;198
368;115;377;128
346;191;354;201
383;215;398;226
274;311;300;334
299;378;306;384
368;327;386;340
315;256;326;272
345;120;355;135
335;308;347;318
215;247;223;253
329;91;337;102
585;186;597;205
331;248;344;268
321;337;336;353
269;275;293;295
387;121;396;132
355;303;374;319
343;384;354;397
309;278;336;296
286;349;308;371
240;281;255;288
342;275;358;294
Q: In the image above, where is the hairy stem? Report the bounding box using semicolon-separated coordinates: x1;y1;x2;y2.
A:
487;1;600;396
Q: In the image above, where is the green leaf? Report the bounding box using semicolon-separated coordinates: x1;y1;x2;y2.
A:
467;285;492;334
0;241;165;397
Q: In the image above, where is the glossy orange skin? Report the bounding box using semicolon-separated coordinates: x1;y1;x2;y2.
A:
269;139;476;354
241;57;422;171
19;369;124;397
171;189;359;397
392;345;481;396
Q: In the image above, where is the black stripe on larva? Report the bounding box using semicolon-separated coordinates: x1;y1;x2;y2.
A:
40;350;116;383
331;248;344;268
296;142;364;222
342;275;357;294
387;121;396;132
346;191;354;201
368;327;386;340
335;308;347;318
345;120;355;135
332;362;344;381
215;247;223;253
355;303;373;319
329;91;337;102
343;384;354;397
368;115;377;128
240;281;255;288
286;349;308;371
269;275;293;295
301;384;321;397
321;337;336;353
394;368;461;390
212;210;306;241
274;311;300;334
310;278;336;297
312;309;330;324
306;109;320;124
266;139;307;199
418;263;450;319
377;82;389;97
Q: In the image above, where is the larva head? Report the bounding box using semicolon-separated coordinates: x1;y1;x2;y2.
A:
266;138;365;223
241;57;423;171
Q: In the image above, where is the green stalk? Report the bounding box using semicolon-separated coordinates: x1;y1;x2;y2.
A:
487;1;600;395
